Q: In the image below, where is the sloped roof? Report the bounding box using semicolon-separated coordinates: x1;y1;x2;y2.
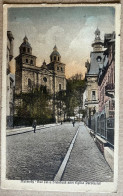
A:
50;45;61;57
88;52;104;75
50;50;61;57
46;62;54;70
20;36;32;48
20;42;31;48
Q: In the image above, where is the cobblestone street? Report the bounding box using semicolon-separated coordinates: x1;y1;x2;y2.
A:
62;124;113;182
6;123;79;180
6;123;113;182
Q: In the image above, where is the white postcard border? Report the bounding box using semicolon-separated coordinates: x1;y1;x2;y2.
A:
1;3;121;193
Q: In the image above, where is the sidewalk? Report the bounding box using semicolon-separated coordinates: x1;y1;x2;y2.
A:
61;124;113;182
85;126;114;171
7;123;60;136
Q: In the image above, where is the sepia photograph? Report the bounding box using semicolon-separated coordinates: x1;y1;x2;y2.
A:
1;4;120;193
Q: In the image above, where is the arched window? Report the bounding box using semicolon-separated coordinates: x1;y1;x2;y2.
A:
28;48;30;53
26;59;28;63
96;33;99;38
92;91;96;100
61;67;63;71
54;56;56;61
30;60;33;64
59;84;61;91
58;57;59;61
43;77;47;82
28;79;31;88
57;67;59;71
23;47;26;52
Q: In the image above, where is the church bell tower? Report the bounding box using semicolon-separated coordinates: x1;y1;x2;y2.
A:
15;36;37;94
18;36;36;66
92;28;103;52
50;45;61;63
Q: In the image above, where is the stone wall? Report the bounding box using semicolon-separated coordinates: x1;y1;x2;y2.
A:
55;76;66;92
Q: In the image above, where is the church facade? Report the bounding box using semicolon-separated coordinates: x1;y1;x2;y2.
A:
15;36;66;95
14;36;66;123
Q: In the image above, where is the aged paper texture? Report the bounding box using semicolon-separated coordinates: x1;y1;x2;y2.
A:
0;1;123;196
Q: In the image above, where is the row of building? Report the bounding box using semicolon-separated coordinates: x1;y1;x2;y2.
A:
83;28;115;154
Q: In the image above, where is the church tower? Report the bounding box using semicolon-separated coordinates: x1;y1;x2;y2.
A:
92;28;103;52
46;45;66;92
50;45;61;63
19;36;36;66
15;36;37;94
19;36;32;55
49;45;65;75
85;28;104;127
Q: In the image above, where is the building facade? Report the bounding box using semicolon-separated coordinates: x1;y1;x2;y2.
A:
15;36;66;95
6;31;14;128
83;30;115;170
14;36;66;123
84;29;115;148
97;32;115;146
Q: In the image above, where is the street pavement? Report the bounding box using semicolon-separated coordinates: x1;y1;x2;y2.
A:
6;122;113;182
6;122;79;180
62;124;113;182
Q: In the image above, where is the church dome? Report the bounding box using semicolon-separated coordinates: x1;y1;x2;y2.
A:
19;36;32;54
20;36;31;48
50;45;61;62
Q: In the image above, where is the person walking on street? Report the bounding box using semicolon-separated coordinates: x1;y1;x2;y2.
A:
32;120;37;133
72;120;75;127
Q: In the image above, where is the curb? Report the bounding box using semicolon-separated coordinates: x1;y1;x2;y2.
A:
6;123;61;136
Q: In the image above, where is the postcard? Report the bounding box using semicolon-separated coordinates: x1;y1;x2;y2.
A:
1;3;121;193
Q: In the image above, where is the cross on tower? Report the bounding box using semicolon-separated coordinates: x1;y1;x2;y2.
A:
55;36;56;45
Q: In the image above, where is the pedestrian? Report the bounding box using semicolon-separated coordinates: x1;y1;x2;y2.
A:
61;120;62;125
32;120;37;133
72;121;75;127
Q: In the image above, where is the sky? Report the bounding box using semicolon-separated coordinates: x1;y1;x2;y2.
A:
8;6;115;78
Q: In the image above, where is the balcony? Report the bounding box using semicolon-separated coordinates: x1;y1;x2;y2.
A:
105;83;115;98
84;99;99;106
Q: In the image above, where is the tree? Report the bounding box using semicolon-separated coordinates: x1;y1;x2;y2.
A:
65;78;86;119
55;76;86;121
14;85;53;126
